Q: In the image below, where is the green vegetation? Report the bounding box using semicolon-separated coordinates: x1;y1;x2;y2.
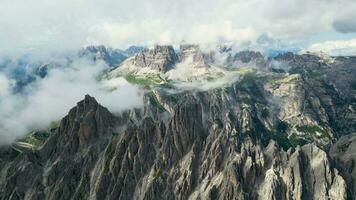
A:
274;122;328;149
237;73;256;88
206;72;225;82
269;133;307;150
18;131;48;150
147;92;166;112
48;121;59;130
152;170;163;182
288;134;308;147
267;124;330;150
270;133;293;150
277;121;289;133
235;67;256;76
125;73;165;87
24;135;43;148
18;121;58;150
295;125;329;138
269;121;293;150
260;121;309;150
268;74;299;85
125;73;152;86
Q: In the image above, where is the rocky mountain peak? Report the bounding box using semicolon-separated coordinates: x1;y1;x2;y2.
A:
81;94;99;110
1;48;356;199
179;44;200;57
123;46;144;57
133;45;178;72
225;50;266;68
179;44;208;68
57;94;117;149
78;45;110;59
78;45;127;67
233;51;264;63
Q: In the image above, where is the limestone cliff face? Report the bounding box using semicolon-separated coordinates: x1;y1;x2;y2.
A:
133;45;178;72
110;44;214;76
179;44;210;68
0;52;355;200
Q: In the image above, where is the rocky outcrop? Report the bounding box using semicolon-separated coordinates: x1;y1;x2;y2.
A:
179;44;209;68
330;134;356;198
132;45;178;72
226;51;266;68
78;45;128;68
109;44;217;81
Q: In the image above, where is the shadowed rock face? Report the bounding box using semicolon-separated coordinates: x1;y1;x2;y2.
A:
330;134;356;198
226;51;266;68
133;45;178;72
0;53;355;199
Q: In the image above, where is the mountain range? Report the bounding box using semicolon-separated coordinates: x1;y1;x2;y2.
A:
0;44;355;200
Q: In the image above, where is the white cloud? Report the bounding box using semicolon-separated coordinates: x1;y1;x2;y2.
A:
0;59;144;145
306;39;356;56
0;74;12;96
0;0;355;52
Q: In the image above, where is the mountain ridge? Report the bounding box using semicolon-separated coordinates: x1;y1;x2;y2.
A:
0;44;355;199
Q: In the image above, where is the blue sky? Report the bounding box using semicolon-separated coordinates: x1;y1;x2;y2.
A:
0;0;356;55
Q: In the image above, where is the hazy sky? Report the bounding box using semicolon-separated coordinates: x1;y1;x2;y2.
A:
1;0;356;54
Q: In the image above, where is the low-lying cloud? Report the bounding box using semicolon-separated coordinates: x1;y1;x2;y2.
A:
306;39;356;56
0;59;143;145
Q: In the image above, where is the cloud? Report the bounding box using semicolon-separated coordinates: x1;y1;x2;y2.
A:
333;19;356;33
0;74;12;96
0;59;143;145
331;0;356;33
0;0;355;53
306;39;356;56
